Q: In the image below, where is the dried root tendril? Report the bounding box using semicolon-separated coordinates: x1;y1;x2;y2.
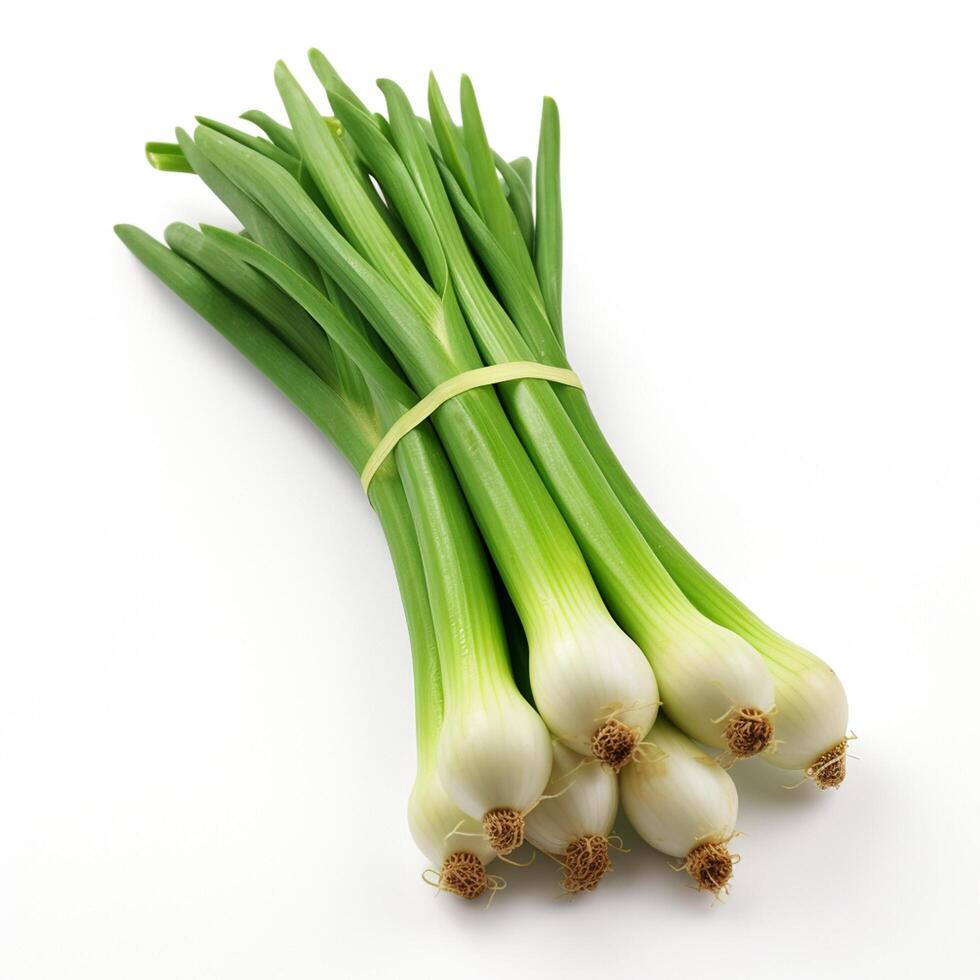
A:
496;847;536;868
806;737;851;789
559;835;613;894
483;807;524;855
591;718;639;772
722;707;774;759
678;839;738;895
421;852;498;900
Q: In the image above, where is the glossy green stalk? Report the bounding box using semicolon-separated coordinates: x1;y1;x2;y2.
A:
175;127;323;287
374;78;776;754
118;221;551;849
172;211;549;827
189;71;656;760
308;48;372;117
458;75;539;295
239;110;300;157
492;150;534;256
113;224;367;466
509;156;532;197
196;115;301;174
368;469;496;901
534;98;563;341
197;109;421;273
426;74;477;208
472;90;849;778
191;117;607;644
163;222;339;388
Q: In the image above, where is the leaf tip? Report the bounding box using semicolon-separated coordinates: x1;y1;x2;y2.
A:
198;222;228;244
163;220;192;242
273;59;294;87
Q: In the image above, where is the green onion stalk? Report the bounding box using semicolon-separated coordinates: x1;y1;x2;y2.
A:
442;83;850;785
114;220;554;867
167;69;661;770
130;54;847;787
292;58;777;761
158;128;563;845
141;59;773;764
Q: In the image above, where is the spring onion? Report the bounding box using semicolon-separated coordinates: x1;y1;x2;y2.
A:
114;220;551;871
620;717;740;894
185;90;659;768
424;75;848;779
527;93;850;786
120;51;856;903
523;741;619;893
312;65;778;760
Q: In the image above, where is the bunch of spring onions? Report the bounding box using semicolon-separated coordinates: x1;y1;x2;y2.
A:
119;51;851;900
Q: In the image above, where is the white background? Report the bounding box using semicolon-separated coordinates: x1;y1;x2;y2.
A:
2;2;979;977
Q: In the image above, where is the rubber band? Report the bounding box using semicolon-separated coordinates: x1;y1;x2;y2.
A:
360;361;583;491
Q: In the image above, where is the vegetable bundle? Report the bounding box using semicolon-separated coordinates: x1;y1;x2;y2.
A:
117;51;851;900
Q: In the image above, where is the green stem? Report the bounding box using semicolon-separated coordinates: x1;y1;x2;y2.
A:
114;223;490;773
113;224;371;471
195;120;611;646
369;473;444;767
372;87;704;652
534;97;563;342
394;425;512;703
145;142;193;173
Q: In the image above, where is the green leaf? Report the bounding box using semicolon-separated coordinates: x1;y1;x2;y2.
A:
114;224;373;470
239;110;299;156
458;75;539;295
163;221;339;389
436;156;565;367
426;73;477;208
195;115;301;176
275;61;429;308
308;48;372;117
191;125;443;387
509;156;532;196
329;91;448;294
145;141;193;173
493;150;534;256
379;79;533;368
534;96;563;341
175;128;322;288
201;225;416;412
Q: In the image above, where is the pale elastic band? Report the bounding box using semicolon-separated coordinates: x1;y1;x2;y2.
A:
360;361;583;492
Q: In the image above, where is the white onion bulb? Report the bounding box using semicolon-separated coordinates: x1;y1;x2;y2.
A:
524;741;619;893
621;716;739;894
